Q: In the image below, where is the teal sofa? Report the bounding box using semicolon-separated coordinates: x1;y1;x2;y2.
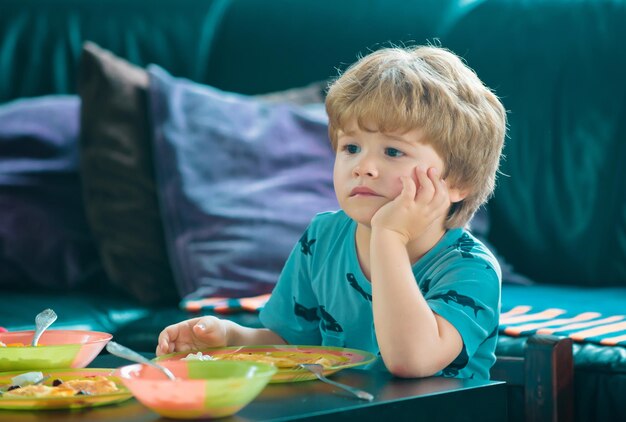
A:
2;1;626;421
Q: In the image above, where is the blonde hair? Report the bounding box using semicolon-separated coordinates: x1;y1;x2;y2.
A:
325;45;507;228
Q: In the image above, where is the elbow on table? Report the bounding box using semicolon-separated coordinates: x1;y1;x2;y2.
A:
384;359;439;379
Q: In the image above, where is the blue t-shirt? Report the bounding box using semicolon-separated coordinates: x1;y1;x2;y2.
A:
259;210;501;379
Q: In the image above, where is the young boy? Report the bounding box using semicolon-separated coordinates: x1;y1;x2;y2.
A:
157;45;507;380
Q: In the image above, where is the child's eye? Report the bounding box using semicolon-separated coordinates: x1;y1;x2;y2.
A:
385;147;404;157
343;144;361;154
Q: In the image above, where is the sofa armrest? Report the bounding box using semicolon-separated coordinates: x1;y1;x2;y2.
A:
492;334;574;422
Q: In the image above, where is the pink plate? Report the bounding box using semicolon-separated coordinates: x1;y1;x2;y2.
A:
0;330;112;371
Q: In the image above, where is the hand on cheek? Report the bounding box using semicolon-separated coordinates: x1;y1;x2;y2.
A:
370;167;451;244
421;167;451;216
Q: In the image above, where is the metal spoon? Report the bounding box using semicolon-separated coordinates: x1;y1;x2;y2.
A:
300;363;374;401
106;341;177;381
31;309;57;347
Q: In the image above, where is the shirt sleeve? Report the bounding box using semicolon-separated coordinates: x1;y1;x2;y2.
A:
425;256;501;360
259;225;322;346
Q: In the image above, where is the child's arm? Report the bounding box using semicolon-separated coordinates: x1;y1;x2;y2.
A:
156;316;286;356
370;167;463;378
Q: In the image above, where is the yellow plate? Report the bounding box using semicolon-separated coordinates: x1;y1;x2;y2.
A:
0;368;132;410
156;345;377;383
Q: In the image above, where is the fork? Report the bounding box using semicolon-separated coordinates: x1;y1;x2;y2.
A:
299;363;374;401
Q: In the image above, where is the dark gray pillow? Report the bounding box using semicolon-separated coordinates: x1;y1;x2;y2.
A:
78;42;178;305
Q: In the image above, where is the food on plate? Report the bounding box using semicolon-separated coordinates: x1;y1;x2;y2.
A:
3;384;77;398
0;342;45;347
0;342;32;347
182;352;214;361
61;376;119;394
1;375;119;398
182;351;335;369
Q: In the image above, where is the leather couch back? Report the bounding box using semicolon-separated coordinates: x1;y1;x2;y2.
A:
2;0;624;286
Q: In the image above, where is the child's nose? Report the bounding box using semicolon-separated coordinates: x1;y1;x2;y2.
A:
352;156;379;178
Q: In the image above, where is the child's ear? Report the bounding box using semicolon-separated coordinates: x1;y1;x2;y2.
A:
448;186;469;203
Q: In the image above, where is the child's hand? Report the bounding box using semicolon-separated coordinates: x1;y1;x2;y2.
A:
371;167;450;244
156;316;229;356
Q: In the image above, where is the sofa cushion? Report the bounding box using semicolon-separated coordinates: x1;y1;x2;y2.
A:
500;284;626;346
78;42;179;306
147;65;338;300
0;96;104;290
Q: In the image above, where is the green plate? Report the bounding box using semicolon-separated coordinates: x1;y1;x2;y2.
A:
156;345;377;383
0;368;132;410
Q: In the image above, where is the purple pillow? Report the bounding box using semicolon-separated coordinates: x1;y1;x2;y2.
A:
147;65;338;299
0;96;103;289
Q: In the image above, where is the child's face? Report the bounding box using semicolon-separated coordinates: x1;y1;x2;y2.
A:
333;120;446;226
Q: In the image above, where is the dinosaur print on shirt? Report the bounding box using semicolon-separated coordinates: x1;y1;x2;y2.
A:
429;290;486;317
293;299;320;322
451;233;477;258
319;306;343;332
346;273;372;301
298;231;316;256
